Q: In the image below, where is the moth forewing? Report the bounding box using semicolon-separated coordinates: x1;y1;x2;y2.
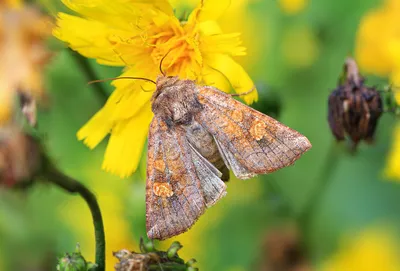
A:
194;85;312;176
146;118;207;240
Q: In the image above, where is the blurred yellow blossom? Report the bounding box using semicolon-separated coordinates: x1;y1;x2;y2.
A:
322;227;400;271
0;1;52;124
388;69;400;180
355;0;400;179
384;124;400;179
278;0;308;15
355;0;400;76
54;0;258;178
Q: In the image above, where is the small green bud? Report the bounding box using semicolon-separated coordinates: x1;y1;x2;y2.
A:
187;267;198;271
57;253;87;271
142;240;156;252
86;262;98;271
186;258;197;266
57;244;94;271
167;241;183;259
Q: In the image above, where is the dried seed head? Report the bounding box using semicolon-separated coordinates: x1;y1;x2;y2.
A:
113;249;155;271
328;57;383;150
0;124;41;187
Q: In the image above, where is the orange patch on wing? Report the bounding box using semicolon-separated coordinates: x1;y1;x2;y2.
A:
153;182;174;198
154;159;165;172
250;120;267;141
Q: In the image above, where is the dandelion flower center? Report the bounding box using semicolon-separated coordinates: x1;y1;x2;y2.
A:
144;18;200;76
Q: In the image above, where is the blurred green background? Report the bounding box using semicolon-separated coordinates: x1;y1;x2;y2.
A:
3;0;400;270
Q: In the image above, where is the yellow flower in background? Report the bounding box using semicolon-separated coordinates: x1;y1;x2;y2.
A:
384;125;400;179
355;0;400;76
0;1;52;124
278;0;308;15
355;0;400;180
54;0;258;178
322;227;400;271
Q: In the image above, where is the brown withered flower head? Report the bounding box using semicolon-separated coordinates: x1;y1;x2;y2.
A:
114;240;198;271
0;1;52;126
0;124;41;187
328;57;383;150
114;249;162;271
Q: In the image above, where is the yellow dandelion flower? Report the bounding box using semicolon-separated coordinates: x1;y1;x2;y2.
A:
322;226;400;271
278;0;308;15
355;0;400;76
54;0;258;178
172;0;266;70
384;125;400;179
355;0;400;180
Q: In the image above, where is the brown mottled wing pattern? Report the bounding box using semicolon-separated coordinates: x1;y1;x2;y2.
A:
195;86;312;178
146;117;226;240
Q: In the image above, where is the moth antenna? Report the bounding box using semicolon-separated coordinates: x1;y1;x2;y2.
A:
229;86;256;97
159;49;174;76
88;77;157;85
140;85;155;93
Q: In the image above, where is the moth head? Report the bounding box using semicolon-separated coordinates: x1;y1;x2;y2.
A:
151;75;180;104
155;75;180;89
151;75;201;126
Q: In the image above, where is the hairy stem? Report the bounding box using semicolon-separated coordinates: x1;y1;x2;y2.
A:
42;155;106;271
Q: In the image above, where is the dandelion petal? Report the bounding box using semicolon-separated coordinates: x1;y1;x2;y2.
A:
102;103;153;178
205;54;258;104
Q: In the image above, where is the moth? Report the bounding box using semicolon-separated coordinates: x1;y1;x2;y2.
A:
328;57;383;150
144;75;312;240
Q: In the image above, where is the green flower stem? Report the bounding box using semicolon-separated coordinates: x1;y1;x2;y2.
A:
298;142;341;242
42;155;105;271
68;48;109;103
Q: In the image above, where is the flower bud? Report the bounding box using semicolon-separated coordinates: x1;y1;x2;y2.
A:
167;241;183;259
57;244;95;271
328;57;383;150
